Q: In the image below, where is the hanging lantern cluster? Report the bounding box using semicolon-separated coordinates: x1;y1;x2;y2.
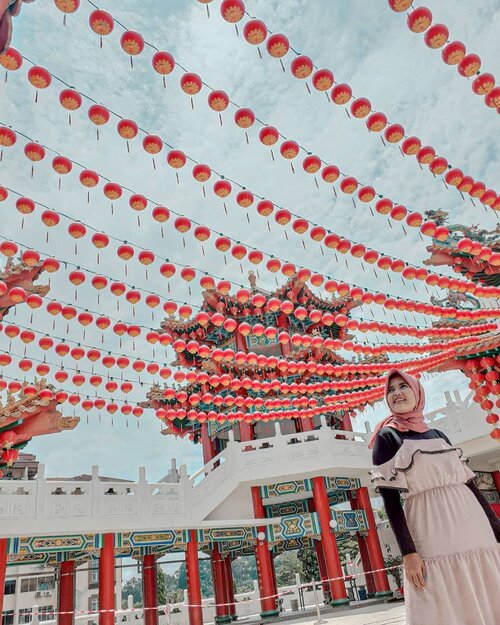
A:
388;3;500;114
463;357;500;440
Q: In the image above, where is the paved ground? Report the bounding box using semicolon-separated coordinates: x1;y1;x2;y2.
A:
278;604;405;625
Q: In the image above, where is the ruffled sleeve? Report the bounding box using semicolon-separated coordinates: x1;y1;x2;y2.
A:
460;453;477;483
369;460;409;493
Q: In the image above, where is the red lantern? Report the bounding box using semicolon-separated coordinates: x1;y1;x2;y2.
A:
0;127;16;148
275;209;291;225
0;241;18;257
208;90;229;112
442;41;466;65
234;108;255;128
340;177;358;194
174;217;191;233
152;51;175;75
68;222;86;239
384;123;404;143
458;54;481;77
424;24;449;48
92;232;110;249
321;165;340;183
80;169;99;188
259;126;279;146
331;83;352;105
220;0;245;22
485;88;500;108
429;156;448;175
350;98;371;118
291;55;313;79
24;142;45;162
193;164;211;182
388;0;412;11
143;135;163;154
401;136;421;156
129;194;148;212
16;197;35;215
444;168;463;186
312;69;334;91
280;140;299;159
69;270;85;286
416;145;436;164
89;9;114;35
266;34;289;58
167;150;186;169
88;104;110;126
180;73;202;95
103;182;122;200
52;156;72;175
0;47;22;71
59;88;82;113
248;250;264;264
366;112;387;132
181;267;196;282
407;7;432;33
28;66;51;90
120;30;144;56
243;19;267;44
472;73;495;96
41;209;60;227
152;206;170;222
303;155;321;174
117;244;134;260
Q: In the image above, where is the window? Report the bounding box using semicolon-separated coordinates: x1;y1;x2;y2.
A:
37;576;55;591
39;607;54;622
4;580;16;595
2;611;14;625
89;563;98;588
20;576;54;593
91;597;99;612
20;578;37;593
18;609;32;625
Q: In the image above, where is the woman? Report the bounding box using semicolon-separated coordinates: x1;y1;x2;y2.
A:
369;368;500;625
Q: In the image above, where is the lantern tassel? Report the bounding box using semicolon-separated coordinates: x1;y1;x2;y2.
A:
333;186;337;197
257;47;262;59
130;56;134;69
35;90;38;104
280;59;285;72
58;178;61;191
344;108;351;119
305;83;311;94
369;205;374;216
219;113;223;126
290;163;295;174
31;165;34;179
3;70;7;83
224;256;227;266
302;239;306;249
161;225;164;238
246;213;250;224
152;157;156;170
314;177;319;190
387;218;393;229
87;191;90;203
320;245;324;256
245;131;249;145
176;172;180;184
163;76;167;88
63;14;67;26
267;221;270;232
284;230;288;240
190;97;194;110
223;201;228;214
127;141;130;153
380;136;386;147
206;4;210;17
137;215;141;227
68;113;72;126
100;36;103;49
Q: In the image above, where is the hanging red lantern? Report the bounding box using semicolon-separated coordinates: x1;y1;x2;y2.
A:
117;119;139;141
401;136;421;156
41;209;60;227
0;127;16;147
129;194;148;211
366;112;387;132
416;145;436;164
280;140;299;159
194;226;211;242
117;244;134;260
310;226;326;241
103;182;122;200
0;47;22;71
91;275;108;290
407;7;432;32
331;83;352;105
220;0;245;22
89;9;114;35
358;186;376;202
485;88;500;108
424;23;449;48
234;108;255;128
292;218;308;234
167;150;186;169
236;190;254;208
174;216;191;233
275;209;291;225
290;55;313;79
259;126;279;147
340;177;358;194
208;90;229;112
217;281;231;295
266;33;289;58
312;69;334;91
243;19;267;44
442;41;466;65
266;258;281;273
52;156;72;175
24;142;45;162
143;135;163;155
192;164;211;182
231;244;247;260
390;205;407;221
120;30;144;56
46;301;62;316
444;168;463;186
248;250;264;264
26;294;43;309
429;156;448;175
145;294;160;308
180;72;202;95
321;165;340;183
458;54;481;77
470;181;486;198
303;155;321;174
350;98;371;118
92;232;110;249
138;250;155;265
384;123;404;143
80;169;99;188
69;270;85;286
0;241;18;257
472;73;495;95
28;66;51;90
160;263;176;278
152;51;175;75
181;267;196;282
88;104;110;126
152;206;170;223
215;236;231;252
256;199;273;216
59;88;82;116
213;180;232;197
16;197;35;215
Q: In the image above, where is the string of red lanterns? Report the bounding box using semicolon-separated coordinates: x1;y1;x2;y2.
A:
387;2;500;114
3;129;500;303
210;1;500;210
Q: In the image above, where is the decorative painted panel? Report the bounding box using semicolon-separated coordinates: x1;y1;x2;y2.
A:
328;491;349;506
267;512;321;542
332;509;368;532
265;500;309;517
260;478;313;499
325;476;361;490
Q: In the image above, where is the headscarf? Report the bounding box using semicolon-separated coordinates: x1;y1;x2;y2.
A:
367;368;429;449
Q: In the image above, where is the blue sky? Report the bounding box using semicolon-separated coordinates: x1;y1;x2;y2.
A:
1;0;499;482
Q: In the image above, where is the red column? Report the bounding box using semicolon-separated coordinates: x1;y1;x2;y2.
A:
312;477;349;606
186;531;203;625
342;411;353;431
492;470;500;495
211;546;231;624
355;487;392;597
143;554;158;625
99;533;115;625
58;560;75;625
239;421;254;442
348;492;376;597
234;327;248;354
251;487;279;618
0;538;7;615
298;414;315;432
223;556;236;620
313;540;331;603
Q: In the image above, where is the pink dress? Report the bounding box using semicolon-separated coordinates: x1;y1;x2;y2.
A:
370;437;500;625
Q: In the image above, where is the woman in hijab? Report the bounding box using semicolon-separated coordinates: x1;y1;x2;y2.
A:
369;368;500;625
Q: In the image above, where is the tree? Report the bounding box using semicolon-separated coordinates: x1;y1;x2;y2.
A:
275;552;300;586
297;546;319;582
157;566;166;605
121;577;142;608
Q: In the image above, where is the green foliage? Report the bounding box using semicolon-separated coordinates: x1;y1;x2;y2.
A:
297;547;319;582
157;566;166;604
275;551;300;586
121;577;142;608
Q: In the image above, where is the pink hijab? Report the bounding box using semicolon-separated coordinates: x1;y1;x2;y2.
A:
367;368;429;449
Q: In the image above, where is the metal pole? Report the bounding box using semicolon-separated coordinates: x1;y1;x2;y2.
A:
312;580;327;625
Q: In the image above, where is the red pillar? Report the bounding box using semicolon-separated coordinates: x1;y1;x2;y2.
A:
251;487;279;618
211;546;231;624
143;554;158;625
224;556;236;620
58;560;75;625
312;477;349;606
355;487;392;597
239;421;254;442
348;492;376;597
0;538;7;616
201;423;216;464
186;531;203;625
313;540;331;603
492;470;500;495
99;533;115;625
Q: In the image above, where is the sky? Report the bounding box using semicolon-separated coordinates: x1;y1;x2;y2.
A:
0;0;499;484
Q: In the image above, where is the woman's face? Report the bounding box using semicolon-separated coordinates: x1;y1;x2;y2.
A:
387;374;417;414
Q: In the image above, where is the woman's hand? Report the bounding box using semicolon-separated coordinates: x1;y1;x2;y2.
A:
403;552;426;591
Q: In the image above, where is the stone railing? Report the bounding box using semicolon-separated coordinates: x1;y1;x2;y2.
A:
0;423;372;538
